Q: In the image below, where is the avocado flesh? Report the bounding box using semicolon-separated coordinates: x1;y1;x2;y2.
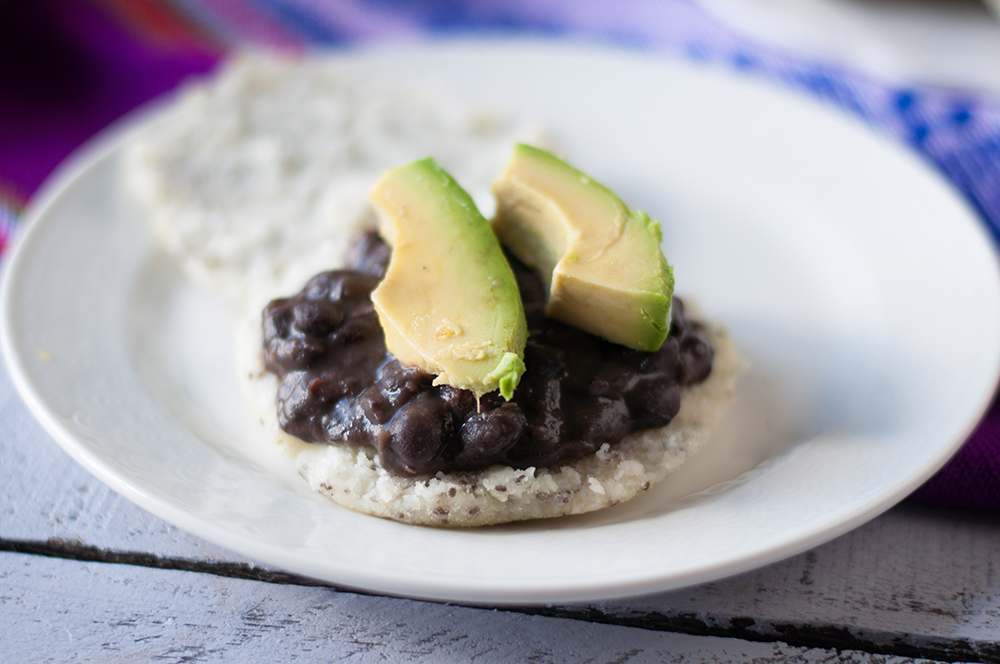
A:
370;158;527;399
491;144;674;352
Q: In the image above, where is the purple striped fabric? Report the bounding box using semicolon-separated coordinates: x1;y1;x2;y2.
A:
0;196;19;257
0;0;218;197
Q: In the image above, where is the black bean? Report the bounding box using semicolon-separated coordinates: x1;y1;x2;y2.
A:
359;386;393;425
336;310;382;341
457;403;526;461
277;373;321;438
338;273;381;300
438;385;477;421
303;272;338;300
292;299;344;335
588;368;634;399
640;336;679;375
578;397;630;447
678;331;714;384
380;393;454;475
323;398;368;444
670;298;686;330
376;361;427;407
263;300;292;339
626;374;681;427
524;343;566;378
346;230;391;277
266;336;326;371
303;270;380;301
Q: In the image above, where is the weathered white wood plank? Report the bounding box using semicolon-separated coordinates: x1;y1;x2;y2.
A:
0;362;245;561
0;553;935;664
557;504;1000;660
5;358;1000;657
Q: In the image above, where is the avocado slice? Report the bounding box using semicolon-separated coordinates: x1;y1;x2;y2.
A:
491;144;674;352
369;158;527;399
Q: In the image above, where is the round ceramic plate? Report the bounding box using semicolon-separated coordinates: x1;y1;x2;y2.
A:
3;41;999;605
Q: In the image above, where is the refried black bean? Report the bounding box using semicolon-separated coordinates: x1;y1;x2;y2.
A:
262;231;714;477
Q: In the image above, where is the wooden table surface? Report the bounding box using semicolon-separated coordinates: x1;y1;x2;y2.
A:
2;356;999;664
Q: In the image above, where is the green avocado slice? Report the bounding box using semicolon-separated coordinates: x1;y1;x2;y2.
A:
369;158;527;399
491;144;674;352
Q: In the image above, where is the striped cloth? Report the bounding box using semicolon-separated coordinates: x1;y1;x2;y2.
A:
0;192;21;257
2;0;998;508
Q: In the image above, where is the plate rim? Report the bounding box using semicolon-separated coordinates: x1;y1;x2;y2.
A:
3;37;1000;605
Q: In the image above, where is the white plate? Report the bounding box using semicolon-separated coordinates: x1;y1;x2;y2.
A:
3;41;999;605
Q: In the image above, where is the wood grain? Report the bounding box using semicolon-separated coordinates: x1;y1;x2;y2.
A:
567;504;1000;660
1;553;939;664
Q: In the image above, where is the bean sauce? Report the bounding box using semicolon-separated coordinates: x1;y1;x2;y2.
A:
262;232;714;477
